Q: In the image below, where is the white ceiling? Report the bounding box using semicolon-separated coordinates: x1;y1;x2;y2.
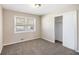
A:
2;4;79;15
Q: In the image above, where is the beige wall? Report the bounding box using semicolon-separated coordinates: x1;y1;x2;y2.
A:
0;5;3;53
77;10;79;51
3;9;41;46
41;14;55;43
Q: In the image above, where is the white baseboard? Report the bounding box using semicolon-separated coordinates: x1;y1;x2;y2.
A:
3;38;40;46
42;37;55;43
3;37;54;46
62;44;75;50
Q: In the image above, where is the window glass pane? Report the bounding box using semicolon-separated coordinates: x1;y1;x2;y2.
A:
25;18;27;25
16;17;25;25
16;26;25;31
25;17;35;31
27;18;34;25
27;25;34;30
25;25;34;31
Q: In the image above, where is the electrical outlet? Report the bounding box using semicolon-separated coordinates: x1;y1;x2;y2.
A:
21;38;24;40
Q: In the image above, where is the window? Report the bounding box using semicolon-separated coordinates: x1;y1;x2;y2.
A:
14;16;36;33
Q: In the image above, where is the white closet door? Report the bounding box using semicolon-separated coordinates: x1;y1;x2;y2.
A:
63;11;77;50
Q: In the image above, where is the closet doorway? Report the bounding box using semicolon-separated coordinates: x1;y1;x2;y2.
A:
55;16;63;44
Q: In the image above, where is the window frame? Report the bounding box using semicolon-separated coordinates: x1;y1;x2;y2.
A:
14;16;36;33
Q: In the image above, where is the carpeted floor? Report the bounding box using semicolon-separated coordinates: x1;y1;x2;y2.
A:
1;39;79;55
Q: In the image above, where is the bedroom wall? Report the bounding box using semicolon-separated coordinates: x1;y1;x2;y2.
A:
77;10;79;51
3;9;41;46
0;5;3;53
41;14;55;42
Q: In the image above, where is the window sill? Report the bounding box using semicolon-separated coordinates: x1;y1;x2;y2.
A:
14;30;35;34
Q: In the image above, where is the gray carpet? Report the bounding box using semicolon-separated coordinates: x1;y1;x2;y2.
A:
1;39;79;55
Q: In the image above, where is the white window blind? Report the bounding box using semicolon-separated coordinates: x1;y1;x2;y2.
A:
14;16;36;33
